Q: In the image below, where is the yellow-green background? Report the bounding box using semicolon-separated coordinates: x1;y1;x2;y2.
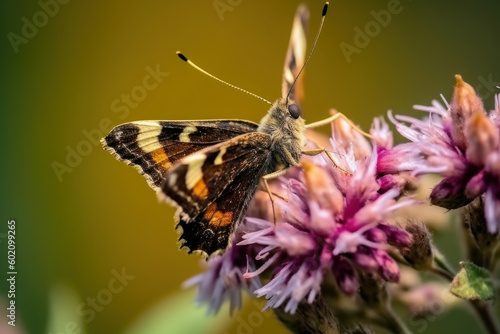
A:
1;1;499;333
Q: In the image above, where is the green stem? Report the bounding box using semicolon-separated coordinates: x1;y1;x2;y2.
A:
487;243;500;272
470;300;500;334
432;246;456;276
429;265;454;282
376;304;413;334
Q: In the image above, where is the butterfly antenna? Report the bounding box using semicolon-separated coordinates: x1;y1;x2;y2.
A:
176;51;272;105
286;2;329;105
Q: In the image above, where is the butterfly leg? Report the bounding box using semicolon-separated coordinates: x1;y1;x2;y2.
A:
262;169;289;223
305;111;373;139
302;147;352;175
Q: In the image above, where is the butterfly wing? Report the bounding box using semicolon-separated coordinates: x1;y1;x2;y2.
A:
101;120;259;191
158;132;272;257
282;4;309;108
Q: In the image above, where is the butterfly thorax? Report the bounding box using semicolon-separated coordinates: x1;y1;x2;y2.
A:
257;98;306;172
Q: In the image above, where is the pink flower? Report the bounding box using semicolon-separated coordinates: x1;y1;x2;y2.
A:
388;75;500;233
187;117;415;315
236;128;413;313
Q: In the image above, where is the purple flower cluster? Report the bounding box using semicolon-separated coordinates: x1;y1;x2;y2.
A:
387;75;500;234
186;113;416;315
183;241;262;315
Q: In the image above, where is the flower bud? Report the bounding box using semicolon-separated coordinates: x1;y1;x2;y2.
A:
399;221;433;270
463;197;499;252
330;109;372;160
377;173;417;195
373;249;400;282
353;248;379;272
333;257;358;296
302;160;344;216
430;176;471;209
486;151;500;177
465;111;499;166
465;171;486;198
378;223;413;248
358;273;388;306
450;75;485;150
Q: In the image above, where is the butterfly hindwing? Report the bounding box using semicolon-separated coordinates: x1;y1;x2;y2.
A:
176;167;268;257
282;4;309;107
158;132;273;256
101;120;259;191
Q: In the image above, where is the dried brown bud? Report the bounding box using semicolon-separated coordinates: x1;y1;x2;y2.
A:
450;75;485;150
399;221;433;270
463;197;499;253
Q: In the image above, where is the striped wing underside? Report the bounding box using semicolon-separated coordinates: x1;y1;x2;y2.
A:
102;120;259;192
282;4;309;108
159;132;272;257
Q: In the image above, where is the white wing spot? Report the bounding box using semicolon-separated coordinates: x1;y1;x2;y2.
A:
185;153;206;189
136;122;163;152
214;146;227;165
168;173;178;188
179;126;197;143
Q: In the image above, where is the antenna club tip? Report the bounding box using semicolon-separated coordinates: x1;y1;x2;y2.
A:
322;2;329;16
176;51;188;62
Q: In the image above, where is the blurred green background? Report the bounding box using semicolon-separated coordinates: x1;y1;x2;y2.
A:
1;0;499;333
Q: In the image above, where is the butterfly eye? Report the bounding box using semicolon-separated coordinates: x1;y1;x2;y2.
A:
288;104;301;119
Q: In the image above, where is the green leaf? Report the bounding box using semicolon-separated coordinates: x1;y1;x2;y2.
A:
123;289;231;334
449;262;494;301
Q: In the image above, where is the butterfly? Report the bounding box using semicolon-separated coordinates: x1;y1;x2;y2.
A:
101;3;364;258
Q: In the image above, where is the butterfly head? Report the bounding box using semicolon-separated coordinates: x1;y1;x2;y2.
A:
257;98;307;167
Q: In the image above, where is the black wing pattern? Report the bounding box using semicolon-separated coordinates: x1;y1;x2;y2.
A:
101;120;259;191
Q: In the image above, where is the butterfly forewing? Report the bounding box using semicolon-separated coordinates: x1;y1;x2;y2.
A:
102;120;258;191
159;132;273;256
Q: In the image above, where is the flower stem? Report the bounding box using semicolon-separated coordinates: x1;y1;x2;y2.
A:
432;246;456;277
429;265;454;282
376;304;413;334
470;300;500;334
